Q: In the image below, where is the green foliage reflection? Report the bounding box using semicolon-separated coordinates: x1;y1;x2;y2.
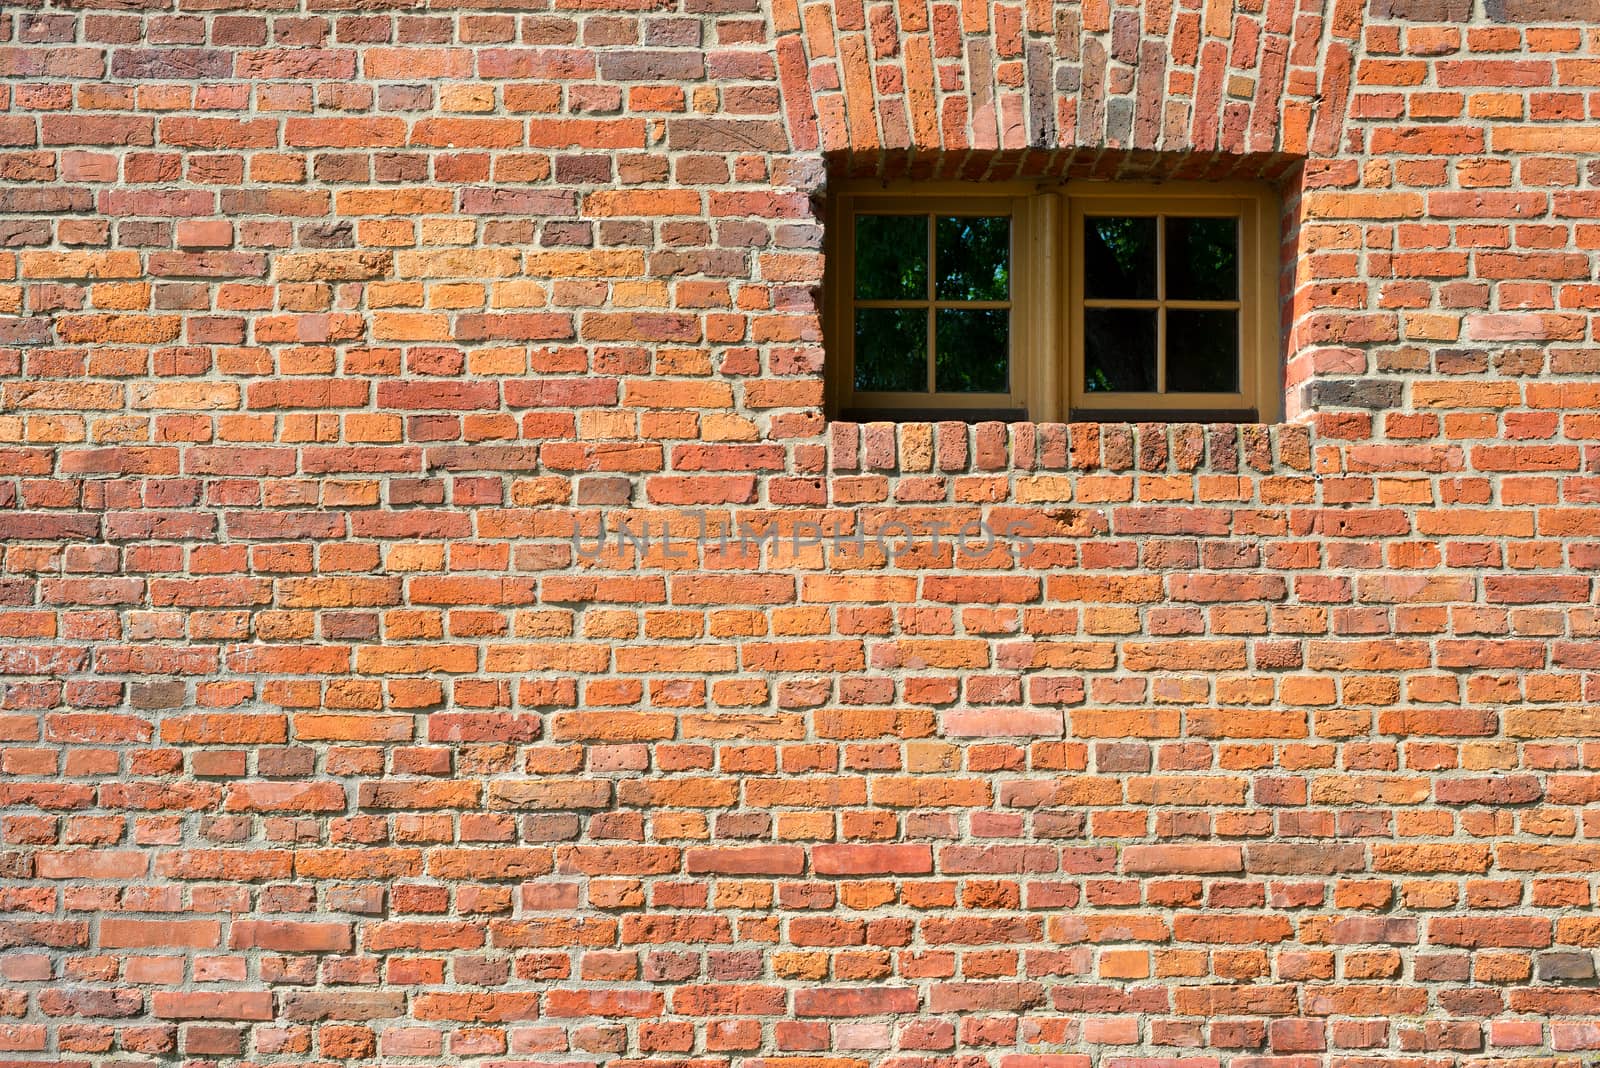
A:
855;307;926;391
937;216;1010;301
1084;216;1157;300
1166;217;1238;301
936;309;1009;393
854;215;926;300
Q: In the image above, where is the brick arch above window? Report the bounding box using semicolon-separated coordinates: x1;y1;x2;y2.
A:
771;0;1366;166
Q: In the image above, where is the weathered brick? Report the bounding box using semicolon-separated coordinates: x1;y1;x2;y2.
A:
3;4;1597;1064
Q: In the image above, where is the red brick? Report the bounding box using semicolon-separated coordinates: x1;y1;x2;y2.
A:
793;987;919;1016
6;7;1598;1065
813;844;934;876
685;846;806;875
153;992;274;1021
229;921;352;953
1122;845;1244;874
101;919;221;949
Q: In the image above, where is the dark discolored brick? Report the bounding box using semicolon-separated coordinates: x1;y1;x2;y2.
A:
1484;0;1600;20
298;221;354;249
1536;952;1596;981
1309;379;1405;410
1372;0;1474;17
0;220;52;247
110;48;232;79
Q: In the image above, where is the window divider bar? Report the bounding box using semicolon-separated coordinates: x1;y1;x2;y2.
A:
1156;213;1166;395
1080;299;1239;310
855;301;1013;310
925;214;936;394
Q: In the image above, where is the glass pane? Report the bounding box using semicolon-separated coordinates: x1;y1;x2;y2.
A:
935;308;1008;393
936;215;1010;301
855;307;927;392
1166;308;1240;392
854;214;927;300
1166;217;1239;301
1084;307;1156;392
1084;216;1156;300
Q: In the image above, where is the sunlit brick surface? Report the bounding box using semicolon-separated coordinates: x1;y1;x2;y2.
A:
3;0;1600;1064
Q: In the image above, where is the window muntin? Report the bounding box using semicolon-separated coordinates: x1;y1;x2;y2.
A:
827;181;1280;424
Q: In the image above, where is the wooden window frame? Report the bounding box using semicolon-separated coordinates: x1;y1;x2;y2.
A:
826;180;1282;424
827;190;1038;421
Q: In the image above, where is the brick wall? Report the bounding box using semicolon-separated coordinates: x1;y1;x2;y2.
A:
3;0;1600;1063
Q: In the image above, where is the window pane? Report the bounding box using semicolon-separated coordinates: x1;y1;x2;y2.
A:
1084;216;1157;300
854;214;927;300
936;215;1010;301
855;307;927;391
935;308;1008;393
1084;307;1156;392
1166;217;1239;301
1166;308;1240;392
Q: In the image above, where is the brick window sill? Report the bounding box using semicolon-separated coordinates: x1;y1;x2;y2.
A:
828;420;1313;475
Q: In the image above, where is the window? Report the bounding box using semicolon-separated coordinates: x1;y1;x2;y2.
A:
825;181;1281;424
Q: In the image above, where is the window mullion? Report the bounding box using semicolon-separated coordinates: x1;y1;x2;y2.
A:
1156;214;1166;396
926;215;936;394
